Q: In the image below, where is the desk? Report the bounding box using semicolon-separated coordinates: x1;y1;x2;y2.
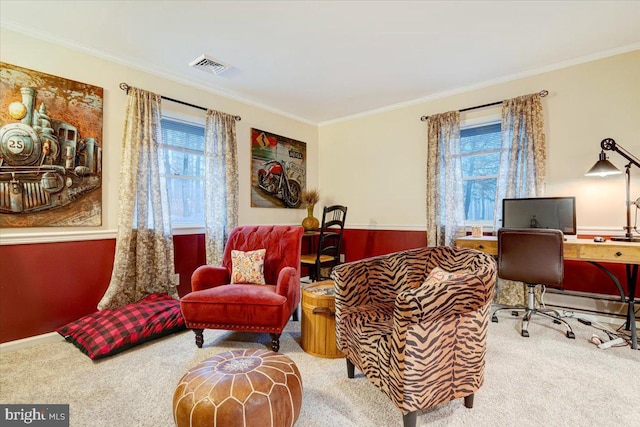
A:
455;236;639;349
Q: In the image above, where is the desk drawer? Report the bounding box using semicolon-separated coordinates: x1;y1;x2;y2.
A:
578;244;640;263
456;239;498;256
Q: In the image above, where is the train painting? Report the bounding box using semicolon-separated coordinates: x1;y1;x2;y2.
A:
0;63;103;227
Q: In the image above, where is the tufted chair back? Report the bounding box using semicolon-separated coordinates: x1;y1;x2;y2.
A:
221;225;302;286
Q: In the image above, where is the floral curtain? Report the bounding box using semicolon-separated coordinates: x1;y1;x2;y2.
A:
98;87;178;310
204;110;239;266
493;92;547;305
426;110;464;246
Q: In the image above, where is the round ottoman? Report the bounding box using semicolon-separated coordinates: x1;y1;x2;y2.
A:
173;349;303;427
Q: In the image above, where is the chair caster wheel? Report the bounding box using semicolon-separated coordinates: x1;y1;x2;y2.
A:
521;330;530;337
553;319;561;324
511;311;519;317
566;331;575;339
491;315;498;323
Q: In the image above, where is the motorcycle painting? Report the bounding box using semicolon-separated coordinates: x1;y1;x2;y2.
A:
257;159;302;208
251;128;306;209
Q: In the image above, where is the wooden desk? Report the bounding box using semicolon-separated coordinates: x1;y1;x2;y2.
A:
455;236;640;263
455;236;639;349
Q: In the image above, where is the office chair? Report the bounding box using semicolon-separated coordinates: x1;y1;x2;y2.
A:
300;205;347;282
492;228;575;339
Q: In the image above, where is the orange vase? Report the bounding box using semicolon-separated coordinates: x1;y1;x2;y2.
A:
302;205;319;231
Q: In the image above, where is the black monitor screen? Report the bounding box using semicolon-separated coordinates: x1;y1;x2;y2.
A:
501;197;576;235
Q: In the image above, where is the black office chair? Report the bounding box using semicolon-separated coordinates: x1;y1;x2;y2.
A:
492;228;575;339
300;205;347;282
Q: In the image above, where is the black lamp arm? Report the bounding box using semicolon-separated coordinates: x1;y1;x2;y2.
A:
600;138;640;169
599;138;640;241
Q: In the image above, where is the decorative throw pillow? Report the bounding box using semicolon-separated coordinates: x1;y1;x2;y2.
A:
422;266;468;287
56;293;185;360
231;249;266;284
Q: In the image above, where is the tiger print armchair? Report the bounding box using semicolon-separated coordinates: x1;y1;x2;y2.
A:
331;246;496;427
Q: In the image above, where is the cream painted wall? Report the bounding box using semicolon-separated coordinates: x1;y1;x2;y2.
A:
0;29;318;241
319;51;640;233
2;28;638;238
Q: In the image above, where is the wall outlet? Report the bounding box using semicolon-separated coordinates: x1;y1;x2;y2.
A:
339;254;345;263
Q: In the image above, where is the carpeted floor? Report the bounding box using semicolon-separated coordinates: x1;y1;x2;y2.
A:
1;314;638;426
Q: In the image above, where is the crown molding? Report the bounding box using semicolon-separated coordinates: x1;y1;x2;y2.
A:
318;44;640;126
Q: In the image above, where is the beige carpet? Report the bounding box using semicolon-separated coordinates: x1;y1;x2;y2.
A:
1;315;638;426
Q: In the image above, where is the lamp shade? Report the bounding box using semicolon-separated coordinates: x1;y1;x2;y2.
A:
585;151;622;177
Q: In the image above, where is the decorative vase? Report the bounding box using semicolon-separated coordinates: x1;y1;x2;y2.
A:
302;205;320;232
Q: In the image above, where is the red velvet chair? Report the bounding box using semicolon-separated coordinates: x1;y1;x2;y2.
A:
180;225;303;352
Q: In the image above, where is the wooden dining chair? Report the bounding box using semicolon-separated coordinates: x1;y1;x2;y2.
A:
300;205;347;282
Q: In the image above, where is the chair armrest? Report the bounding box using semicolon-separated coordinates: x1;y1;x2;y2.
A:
387;272;495;412
275;266;301;307
191;265;230;292
332;246;496;412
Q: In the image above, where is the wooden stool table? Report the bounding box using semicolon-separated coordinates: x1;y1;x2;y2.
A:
301;280;344;358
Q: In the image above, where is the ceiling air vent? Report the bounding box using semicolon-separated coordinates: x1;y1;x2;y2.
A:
189;54;230;75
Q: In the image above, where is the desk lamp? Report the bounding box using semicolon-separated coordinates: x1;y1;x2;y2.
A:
585;138;640;242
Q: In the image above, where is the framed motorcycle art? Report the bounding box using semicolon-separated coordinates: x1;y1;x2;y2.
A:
251;128;306;209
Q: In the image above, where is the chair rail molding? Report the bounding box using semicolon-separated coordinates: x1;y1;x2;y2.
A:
0;229;118;245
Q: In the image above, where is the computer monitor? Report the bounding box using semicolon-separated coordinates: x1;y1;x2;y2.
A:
501;196;576;236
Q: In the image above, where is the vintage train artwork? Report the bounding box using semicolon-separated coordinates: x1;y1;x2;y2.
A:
0;87;101;214
0;62;103;227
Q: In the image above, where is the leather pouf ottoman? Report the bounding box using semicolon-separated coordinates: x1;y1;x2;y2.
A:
173;349;303;427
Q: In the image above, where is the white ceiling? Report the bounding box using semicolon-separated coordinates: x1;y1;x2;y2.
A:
1;1;639;124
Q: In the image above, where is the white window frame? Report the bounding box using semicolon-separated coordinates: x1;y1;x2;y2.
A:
160;113;207;233
459;115;501;229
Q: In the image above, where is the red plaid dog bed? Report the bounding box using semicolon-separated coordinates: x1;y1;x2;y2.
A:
57;293;185;360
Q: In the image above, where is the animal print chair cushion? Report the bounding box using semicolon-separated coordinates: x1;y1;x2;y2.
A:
230;249;266;284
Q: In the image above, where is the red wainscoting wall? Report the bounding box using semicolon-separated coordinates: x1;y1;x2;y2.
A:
0;239;115;344
0;234;204;343
0;229;632;344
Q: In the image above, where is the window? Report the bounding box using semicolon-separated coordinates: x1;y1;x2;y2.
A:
159;118;205;225
460;122;501;222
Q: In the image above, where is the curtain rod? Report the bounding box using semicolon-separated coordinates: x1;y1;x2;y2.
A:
119;82;241;121
419;90;548;122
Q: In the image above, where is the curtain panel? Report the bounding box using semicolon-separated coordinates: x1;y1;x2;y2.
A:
493;93;547;226
204;110;239;266
494;93;547;306
98;88;178;310
426;111;463;246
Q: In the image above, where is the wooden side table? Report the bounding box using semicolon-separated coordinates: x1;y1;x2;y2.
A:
301;280;344;358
